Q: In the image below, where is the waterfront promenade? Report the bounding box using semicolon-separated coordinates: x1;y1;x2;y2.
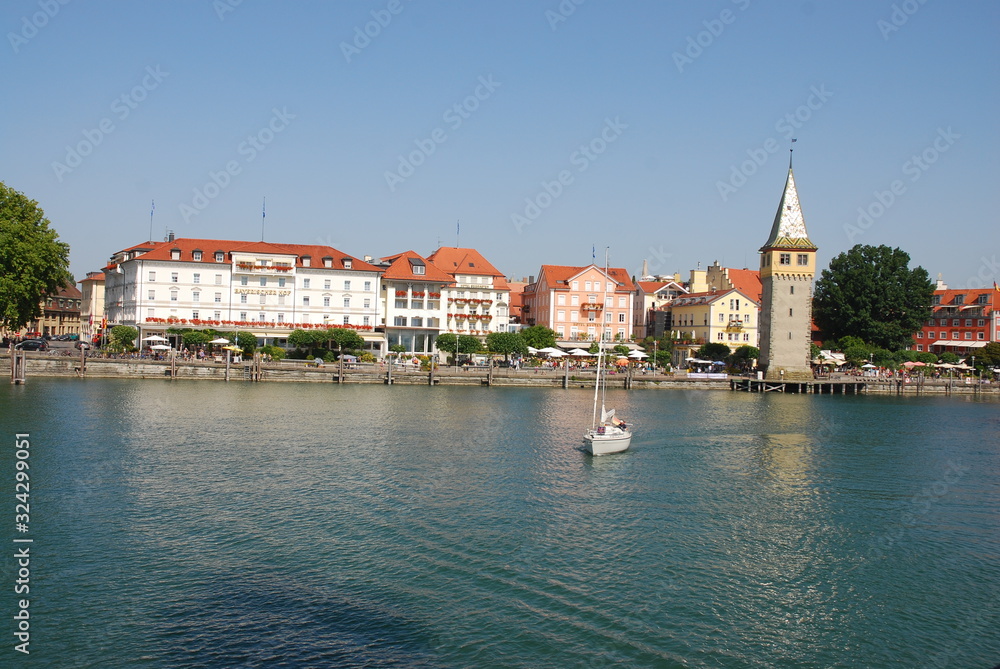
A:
4;351;997;395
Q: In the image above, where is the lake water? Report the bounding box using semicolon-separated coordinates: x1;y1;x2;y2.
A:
2;378;998;668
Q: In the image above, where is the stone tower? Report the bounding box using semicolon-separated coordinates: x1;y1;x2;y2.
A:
758;159;817;381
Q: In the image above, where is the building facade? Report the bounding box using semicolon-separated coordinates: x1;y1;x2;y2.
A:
910;283;998;356
669;288;760;366
377;251;452;354
103;237;383;351
79;271;106;343
427;247;512;335
26;282;83;337
522;264;635;342
757;164;817;381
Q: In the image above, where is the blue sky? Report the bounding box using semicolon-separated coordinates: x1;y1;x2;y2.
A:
2;1;998;289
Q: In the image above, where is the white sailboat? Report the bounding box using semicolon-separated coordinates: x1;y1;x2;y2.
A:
582;251;632;455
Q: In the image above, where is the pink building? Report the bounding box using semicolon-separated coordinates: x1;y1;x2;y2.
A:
522;264;636;342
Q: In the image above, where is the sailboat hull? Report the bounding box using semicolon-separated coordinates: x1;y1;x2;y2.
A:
582;428;632;455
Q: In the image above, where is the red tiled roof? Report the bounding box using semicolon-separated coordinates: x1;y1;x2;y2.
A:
536;264;636;292
725;268;762;302
637;281;670;293
931;288;997;316
112;238;380;272
379;250;455;282
427;247;505;277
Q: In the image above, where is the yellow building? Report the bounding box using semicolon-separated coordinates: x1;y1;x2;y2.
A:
670;288;760;367
26;282;82;337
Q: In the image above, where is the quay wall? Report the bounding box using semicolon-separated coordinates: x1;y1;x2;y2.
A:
3;355;997;396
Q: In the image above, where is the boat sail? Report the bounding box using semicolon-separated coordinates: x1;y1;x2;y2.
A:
582;251;632;455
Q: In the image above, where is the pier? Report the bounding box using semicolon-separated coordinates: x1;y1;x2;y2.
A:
730;378;866;394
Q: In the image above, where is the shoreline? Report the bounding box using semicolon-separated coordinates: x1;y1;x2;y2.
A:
4;353;998;397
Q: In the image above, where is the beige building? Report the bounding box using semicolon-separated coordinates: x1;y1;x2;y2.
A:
27;282;82;337
758;162;817;381
670;288;760;367
79;271;106;343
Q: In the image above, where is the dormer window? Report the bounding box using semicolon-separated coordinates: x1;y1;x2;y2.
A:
953;295;964;305
171;248;181;260
408;258;426;275
302;256;311;267
214;251;224;263
323;256;333;268
343;258;352;269
978;294;989;304
192;250;203;261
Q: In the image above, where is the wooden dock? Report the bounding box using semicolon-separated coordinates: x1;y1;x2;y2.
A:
730;378;866;394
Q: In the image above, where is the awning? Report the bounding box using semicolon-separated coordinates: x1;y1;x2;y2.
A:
930;340;987;348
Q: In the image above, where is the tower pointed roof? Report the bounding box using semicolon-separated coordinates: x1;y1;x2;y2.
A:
760;166;816;250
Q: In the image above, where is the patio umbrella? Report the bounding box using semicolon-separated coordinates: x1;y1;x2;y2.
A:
208;338;231;344
149;344;172;350
862;363;876;368
543;350;566;357
143;335;168;342
526;346;539;354
538;347;565;355
222;345;242;352
568;348;593;356
615;358;629;366
628;350;648;359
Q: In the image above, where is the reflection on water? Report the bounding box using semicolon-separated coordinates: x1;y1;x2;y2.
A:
2;379;999;668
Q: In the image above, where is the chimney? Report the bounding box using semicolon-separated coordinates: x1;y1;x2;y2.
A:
167;231;175;242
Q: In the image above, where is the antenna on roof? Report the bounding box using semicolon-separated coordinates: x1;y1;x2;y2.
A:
261;197;266;242
456;219;460;247
149;199;155;242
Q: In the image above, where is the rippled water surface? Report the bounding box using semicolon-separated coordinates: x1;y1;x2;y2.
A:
2;379;998;667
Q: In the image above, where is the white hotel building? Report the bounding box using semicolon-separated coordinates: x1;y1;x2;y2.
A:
103;237;384;352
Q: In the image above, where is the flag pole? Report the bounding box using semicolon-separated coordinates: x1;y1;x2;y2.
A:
149;200;155;242
261;197;266;242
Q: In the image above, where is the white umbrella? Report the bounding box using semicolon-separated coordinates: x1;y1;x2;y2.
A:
568;348;593;356
143;335;168;342
150;344;172;350
526;346;539;354
538;347;564;355
209;337;231;344
544;350;566;357
862;363;876;368
628;350;648;359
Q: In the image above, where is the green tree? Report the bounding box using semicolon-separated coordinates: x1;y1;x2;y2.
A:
843;344;871;367
813;245;933;350
182;331;211;348
729;345;760;371
588;341;601;354
234;332;256;355
457;335;482;356
520;325;556;350
612;344;630;357
810;343;822;360
108;325;138;352
696;342;731;361
0;183;72;330
914;351;938;364
974;342;1000;367
436;332;458;364
486;331;528;361
326;328;364;354
938;352;959;364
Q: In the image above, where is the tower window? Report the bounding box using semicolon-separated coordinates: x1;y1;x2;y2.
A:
790;285;794;295
779;253;791;265
797;254;809;265
789;308;793;317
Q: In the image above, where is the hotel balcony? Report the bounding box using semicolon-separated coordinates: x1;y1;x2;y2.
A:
233;262;295;275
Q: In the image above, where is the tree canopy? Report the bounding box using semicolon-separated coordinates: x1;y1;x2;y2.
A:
287;327;362;354
0;182;72;330
696;342;731;361
486;331;528;360
108;325;138;352
519;325;556;350
813;245;933;350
